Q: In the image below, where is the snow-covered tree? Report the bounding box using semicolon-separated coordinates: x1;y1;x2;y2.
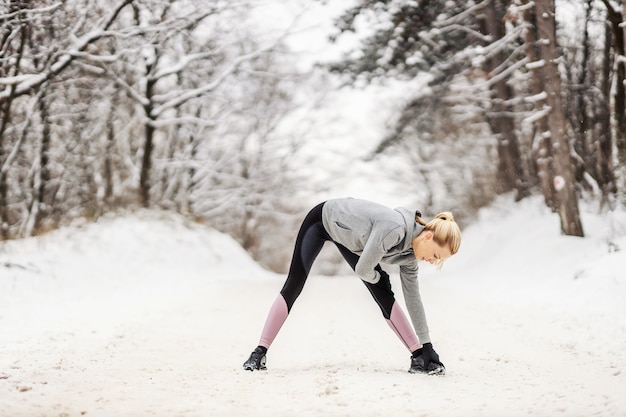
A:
326;0;625;235
0;0;138;236
518;0;583;236
0;0;311;249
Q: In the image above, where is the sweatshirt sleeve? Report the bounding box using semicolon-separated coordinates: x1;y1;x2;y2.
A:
400;262;431;345
355;224;404;284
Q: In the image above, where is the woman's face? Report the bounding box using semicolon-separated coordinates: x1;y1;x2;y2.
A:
412;231;452;264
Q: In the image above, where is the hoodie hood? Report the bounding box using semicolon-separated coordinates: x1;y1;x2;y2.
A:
394;207;425;252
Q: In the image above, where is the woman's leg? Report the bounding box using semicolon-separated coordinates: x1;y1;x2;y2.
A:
256;202;331;349
333;243;421;352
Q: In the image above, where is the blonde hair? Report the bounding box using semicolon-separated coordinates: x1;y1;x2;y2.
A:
415;211;462;256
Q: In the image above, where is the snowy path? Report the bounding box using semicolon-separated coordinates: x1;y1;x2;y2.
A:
1;206;625;416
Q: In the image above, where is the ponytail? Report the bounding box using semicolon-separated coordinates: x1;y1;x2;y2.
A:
415;210;427;226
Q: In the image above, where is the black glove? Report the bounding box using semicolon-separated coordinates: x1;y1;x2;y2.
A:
410;343;445;375
420;343;444;367
376;268;393;295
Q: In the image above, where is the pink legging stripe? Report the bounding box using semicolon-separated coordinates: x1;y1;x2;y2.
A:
258;294;289;349
385;302;421;352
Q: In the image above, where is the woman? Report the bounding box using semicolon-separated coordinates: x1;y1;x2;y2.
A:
243;197;461;374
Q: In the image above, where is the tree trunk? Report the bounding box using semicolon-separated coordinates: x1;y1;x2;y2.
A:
480;0;530;201
140;118;155;208
522;0;555;210
33;88;52;232
601;0;626;165
139;69;157;207
0;97;14;238
597;20;617;198
104;102;116;207
535;0;584;236
0;97;12;238
619;1;626;165
571;0;592;188
184;106;202;215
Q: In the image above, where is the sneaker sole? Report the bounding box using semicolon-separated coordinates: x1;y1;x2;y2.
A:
427;365;445;375
243;365;267;371
408;365;446;375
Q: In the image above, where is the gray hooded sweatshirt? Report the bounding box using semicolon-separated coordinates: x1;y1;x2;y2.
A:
321;198;431;344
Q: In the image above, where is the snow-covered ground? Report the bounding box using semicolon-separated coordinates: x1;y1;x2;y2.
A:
1;196;625;417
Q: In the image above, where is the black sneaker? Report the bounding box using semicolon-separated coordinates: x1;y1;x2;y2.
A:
243;347;267;371
409;354;445;375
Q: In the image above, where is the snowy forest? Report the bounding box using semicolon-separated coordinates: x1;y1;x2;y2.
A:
1;0;626;271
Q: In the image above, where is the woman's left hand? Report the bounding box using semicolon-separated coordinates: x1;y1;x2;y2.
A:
376;269;393;295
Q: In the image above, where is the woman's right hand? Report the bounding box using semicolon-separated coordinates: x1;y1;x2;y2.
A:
421;343;445;373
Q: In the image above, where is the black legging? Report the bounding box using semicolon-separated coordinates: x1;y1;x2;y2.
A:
279;202;395;319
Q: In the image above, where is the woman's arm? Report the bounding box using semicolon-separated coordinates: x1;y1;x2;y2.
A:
355;225;404;283
400;263;431;345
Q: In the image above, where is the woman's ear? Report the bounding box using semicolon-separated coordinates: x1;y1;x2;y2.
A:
423;230;434;240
